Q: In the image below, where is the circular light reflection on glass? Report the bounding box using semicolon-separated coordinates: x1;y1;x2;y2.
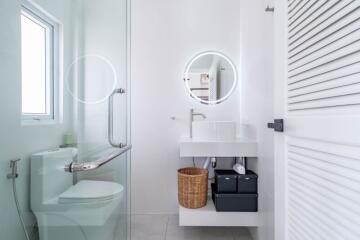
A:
66;55;118;104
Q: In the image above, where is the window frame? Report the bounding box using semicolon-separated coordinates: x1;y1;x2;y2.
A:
20;1;59;124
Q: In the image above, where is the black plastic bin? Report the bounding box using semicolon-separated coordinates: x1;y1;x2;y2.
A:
211;184;258;212
237;170;258;193
215;169;258;193
214;170;238;193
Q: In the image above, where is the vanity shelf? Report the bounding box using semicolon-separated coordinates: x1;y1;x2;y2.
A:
179;197;259;227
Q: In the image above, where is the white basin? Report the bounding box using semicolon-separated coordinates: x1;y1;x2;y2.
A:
181;121;257;157
192;121;236;141
179;137;257;157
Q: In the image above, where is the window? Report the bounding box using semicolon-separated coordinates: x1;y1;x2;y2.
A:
21;2;58;122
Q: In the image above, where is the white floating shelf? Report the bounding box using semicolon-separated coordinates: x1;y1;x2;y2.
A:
179;197;259;227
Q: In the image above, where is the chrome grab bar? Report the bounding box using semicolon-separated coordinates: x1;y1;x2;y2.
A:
64;87;130;173
108;88;126;148
64;144;132;173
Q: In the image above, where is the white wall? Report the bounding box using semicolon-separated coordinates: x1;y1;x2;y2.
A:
239;1;275;240
131;0;241;214
0;1;74;239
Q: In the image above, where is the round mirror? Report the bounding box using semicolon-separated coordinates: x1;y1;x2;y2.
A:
183;51;237;105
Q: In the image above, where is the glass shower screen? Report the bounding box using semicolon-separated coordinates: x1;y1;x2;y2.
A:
1;0;129;240
62;0;130;240
65;0;130;240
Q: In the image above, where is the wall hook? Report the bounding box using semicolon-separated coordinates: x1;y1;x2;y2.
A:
265;5;274;12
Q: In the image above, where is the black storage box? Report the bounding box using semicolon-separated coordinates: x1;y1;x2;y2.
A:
214;170;238;193
215;169;258;193
211;184;258;212
238;170;258;193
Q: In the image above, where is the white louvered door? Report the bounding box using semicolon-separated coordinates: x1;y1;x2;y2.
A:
274;1;360;240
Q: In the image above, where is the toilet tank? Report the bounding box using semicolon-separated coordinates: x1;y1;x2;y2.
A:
31;148;74;210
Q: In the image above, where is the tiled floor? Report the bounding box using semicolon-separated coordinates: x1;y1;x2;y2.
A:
131;214;253;240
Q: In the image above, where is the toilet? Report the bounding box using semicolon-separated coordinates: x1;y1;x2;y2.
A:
30;148;124;240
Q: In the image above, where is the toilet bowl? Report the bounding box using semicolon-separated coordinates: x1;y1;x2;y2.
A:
31;148;124;240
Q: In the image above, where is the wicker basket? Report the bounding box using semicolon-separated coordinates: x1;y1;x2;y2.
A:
178;167;208;209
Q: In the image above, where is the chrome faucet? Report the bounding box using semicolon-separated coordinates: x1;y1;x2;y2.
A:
190;108;206;138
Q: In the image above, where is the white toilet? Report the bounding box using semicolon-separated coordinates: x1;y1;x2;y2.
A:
31;148;124;240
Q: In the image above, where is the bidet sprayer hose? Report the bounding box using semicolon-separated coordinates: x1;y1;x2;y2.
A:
8;159;31;240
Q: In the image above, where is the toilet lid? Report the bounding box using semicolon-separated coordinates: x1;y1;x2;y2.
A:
59;180;124;204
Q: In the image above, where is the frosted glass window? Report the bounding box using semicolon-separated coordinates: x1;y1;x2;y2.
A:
21;6;57;121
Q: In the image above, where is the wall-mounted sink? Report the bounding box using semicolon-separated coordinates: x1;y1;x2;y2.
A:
181;121;257;157
180;137;257;157
192;121;236;141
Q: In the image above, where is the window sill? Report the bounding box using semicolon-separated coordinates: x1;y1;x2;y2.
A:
21;118;58;126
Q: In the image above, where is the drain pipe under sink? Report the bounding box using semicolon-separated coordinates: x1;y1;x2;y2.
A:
203;157;217;169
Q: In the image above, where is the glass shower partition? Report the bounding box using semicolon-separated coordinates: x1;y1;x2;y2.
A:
65;0;130;240
0;0;129;240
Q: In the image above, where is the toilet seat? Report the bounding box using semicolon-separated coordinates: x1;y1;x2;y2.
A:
59;180;124;204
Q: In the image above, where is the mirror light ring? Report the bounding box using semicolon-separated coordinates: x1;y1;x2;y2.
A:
65;54;118;105
183;51;238;105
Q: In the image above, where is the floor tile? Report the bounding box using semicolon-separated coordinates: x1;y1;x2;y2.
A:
232;227;253;240
131;214;168;240
131;214;253;240
165;215;245;240
166;227;234;240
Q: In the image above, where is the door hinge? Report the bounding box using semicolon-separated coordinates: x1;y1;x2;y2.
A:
267;119;284;132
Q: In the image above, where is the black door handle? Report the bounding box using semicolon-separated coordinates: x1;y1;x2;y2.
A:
267;119;284;132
